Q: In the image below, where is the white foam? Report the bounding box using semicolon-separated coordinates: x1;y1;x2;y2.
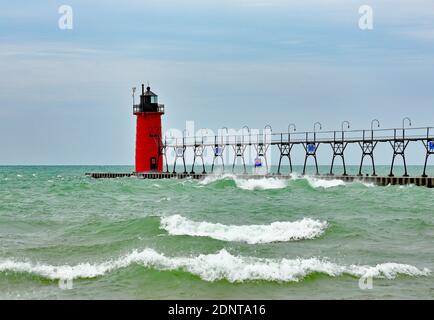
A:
235;177;287;190
199;173;376;190
160;215;327;244
305;176;378;189
360;182;375;188
199;174;287;190
0;249;429;282
198;173;236;185
289;172;303;180
306;176;346;189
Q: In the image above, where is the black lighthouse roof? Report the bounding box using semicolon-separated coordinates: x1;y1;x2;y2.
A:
133;83;165;114
143;86;156;96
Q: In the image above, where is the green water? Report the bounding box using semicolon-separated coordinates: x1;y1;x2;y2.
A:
0;165;433;299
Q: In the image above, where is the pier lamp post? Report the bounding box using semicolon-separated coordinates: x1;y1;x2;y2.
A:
242;125;250;145
220;126;228;145
288;123;296;132
402;117;412;139
182;129;188;147
314;122;322;141
191;128;208;174
264;125;272;144
341;121;350;141
371;119;380;140
163;132;171;173
200;128;208;145
181;129;188;173
132;87;136;106
220;127;229;169
168;131;178;172
288;123;296;143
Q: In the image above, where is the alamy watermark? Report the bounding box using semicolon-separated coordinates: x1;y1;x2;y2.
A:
358;275;374;290
58;5;73;30
56;5;373;32
59;278;74;290
359;5;374;30
163;121;273;173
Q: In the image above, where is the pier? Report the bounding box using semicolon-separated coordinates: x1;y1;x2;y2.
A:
158;123;434;178
87;85;434;187
85;172;434;188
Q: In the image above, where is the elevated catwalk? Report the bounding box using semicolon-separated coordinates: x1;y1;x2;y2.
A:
85;172;434;188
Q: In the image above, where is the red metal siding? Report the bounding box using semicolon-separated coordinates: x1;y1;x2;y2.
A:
135;113;163;172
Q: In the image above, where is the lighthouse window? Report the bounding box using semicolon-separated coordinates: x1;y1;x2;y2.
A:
151;96;158;104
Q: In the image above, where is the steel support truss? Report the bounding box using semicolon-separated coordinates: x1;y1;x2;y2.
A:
211;144;225;173
232;143;247;173
357;141;378;176
158;142;169;173
253;142;269;172
422;139;434;177
302;142;320;175
172;145;187;174
277;143;294;174
190;144;206;174
330;141;348;175
388;129;410;177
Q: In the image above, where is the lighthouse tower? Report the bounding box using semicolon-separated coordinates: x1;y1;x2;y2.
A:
133;84;165;173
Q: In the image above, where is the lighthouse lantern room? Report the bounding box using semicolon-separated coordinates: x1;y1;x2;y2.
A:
133;84;164;173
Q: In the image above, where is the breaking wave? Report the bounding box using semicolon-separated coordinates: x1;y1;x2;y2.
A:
305;177;346;189
304;176;376;189
198;173;375;190
235;178;288;190
199;174;287;190
160;215;327;244
0;249;429;283
198;173;236;185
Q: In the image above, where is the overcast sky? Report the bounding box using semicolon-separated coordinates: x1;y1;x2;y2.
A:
1;0;434;165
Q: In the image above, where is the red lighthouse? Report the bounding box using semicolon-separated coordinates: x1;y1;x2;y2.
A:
133;84;165;173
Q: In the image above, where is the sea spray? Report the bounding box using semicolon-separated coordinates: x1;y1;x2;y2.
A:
160;215;328;244
0;249;430;283
199;174;287;190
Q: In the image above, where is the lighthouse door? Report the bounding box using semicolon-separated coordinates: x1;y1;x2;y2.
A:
150;157;157;171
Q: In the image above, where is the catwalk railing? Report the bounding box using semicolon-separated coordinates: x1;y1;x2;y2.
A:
158;126;434;177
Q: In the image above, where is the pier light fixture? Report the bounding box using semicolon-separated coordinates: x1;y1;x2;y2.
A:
264;125;272;144
314;122;322;133
341;121;350;141
200;128;208;144
313;122;322;142
402;117;412;140
220;126;229;145
371;119;380;131
242;125;250;136
370;119;380;140
132;87;136;105
183;129;188;146
341;120;350;131
288;123;296;133
242;125;251;145
402;117;412;129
